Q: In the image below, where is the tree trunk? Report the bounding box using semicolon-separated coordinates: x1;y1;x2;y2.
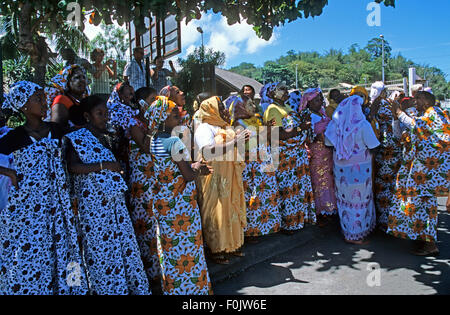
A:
17;2;51;86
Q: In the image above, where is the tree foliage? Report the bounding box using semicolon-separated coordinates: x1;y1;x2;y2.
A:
228;37;450;100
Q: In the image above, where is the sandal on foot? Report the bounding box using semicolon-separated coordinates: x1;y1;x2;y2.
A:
211;254;230;264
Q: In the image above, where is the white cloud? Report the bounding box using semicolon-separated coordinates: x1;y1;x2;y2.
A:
180;14;277;66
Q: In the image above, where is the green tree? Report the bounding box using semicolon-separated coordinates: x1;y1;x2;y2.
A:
0;0;396;86
173;47;225;115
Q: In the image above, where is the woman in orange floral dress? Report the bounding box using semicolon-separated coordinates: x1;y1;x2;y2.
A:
389;91;450;255
146;95;212;294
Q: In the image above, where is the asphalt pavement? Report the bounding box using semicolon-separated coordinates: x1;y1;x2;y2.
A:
210;197;450;295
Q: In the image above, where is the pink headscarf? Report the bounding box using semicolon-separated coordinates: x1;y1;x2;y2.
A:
324;95;366;160
298;88;321;112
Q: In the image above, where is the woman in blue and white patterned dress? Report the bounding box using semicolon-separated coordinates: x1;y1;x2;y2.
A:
65;95;150;295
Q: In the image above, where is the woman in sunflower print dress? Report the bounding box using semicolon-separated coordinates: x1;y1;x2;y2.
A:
389;91;450;256
262;82;316;234
128;87;162;284
146;95;212;295
227;95;281;242
0;81;87;295
369;82;402;231
65;95;150;295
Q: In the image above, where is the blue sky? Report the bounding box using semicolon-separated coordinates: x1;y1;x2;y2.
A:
85;0;450;80
176;0;450;79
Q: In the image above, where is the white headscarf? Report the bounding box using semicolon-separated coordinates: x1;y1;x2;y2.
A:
324;95;366;161
369;81;386;102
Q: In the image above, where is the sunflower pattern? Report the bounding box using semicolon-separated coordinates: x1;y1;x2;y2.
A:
150;150;211;295
275;111;316;230
374;100;402;227
243;143;281;237
65;128;150;295
128;128;161;283
388;106;450;242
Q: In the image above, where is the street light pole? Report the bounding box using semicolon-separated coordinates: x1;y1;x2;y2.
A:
380;34;385;83
197;27;205;92
295;64;298;90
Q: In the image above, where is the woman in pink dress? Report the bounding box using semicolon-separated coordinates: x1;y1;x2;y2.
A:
299;88;337;226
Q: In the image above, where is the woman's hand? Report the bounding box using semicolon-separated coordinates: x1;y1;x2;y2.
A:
8;169;19;189
446;190;450;213
235;129;252;143
192;160;213;176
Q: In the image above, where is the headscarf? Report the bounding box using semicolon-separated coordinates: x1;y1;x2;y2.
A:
299;88;321;112
51;64;90;96
324;95;367;161
288;90;302;112
2;81;43;112
107;83;139;130
350;86;369;105
369;81;386;102
144;95;177;133
195;96;229;129
259;83;277;114
159;85;188;123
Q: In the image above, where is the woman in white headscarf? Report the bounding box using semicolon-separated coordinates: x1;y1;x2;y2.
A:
325;95;380;244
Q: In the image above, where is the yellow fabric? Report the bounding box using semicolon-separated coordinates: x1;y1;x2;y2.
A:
326;95;338;119
350;86;369;105
195;98;246;254
263;103;292;126
195;96;229;129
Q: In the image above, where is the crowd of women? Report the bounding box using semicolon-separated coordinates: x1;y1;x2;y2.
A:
0;62;449;295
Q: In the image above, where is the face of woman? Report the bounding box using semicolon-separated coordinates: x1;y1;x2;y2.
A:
120;86;135;105
243;86;255;100
170;86;185;107
69;69;87;96
94;53;104;64
273;86;289;102
86;102;109;131
164;106;181;130
308;94;323;113
155;57;163;68
244;99;257;115
24;89;47;118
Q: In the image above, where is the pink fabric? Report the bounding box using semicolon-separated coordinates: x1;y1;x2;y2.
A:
298;88;321;112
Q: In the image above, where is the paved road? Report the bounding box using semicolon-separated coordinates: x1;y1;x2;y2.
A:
213;198;450;295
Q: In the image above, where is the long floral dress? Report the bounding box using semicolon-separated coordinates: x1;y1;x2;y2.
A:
128;120;161;282
150;135;212;295
0;129;88;295
65;128;150;295
387;106;450;242
374;100;402;228
276;109;316;230
0;126;12;211
242;123;281;237
305;110;337;216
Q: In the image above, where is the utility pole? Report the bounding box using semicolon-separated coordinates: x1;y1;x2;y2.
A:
197;27;205;92
295;64;298;90
380;34;385;83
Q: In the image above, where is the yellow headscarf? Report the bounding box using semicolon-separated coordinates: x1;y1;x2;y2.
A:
195;96;230;129
350;86;369;105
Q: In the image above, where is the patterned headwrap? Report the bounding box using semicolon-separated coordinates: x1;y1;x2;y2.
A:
51;64;90;95
2;81;43;112
107;83;139;130
159;85;171;97
226;95;258;126
259;83;277;114
324;95;367;161
299;88;321;112
350;86;369;105
144;95;177;133
287;90;302;113
369;81;386;102
158;85;189;125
